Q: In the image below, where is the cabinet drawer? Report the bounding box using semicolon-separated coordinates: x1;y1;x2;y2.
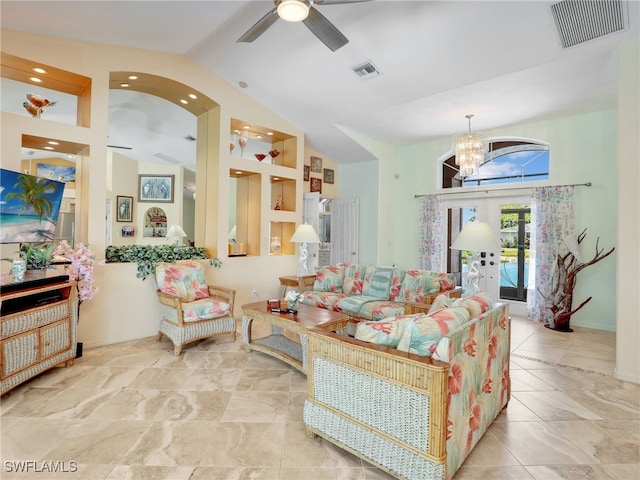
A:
1;301;70;338
1;330;39;379
41;319;72;360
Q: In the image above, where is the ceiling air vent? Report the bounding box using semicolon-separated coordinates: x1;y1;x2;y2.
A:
550;0;628;49
352;60;380;80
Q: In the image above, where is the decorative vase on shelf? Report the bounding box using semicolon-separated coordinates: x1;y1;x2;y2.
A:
255;153;266;162
269;149;280;164
270;236;281;254
230;134;236;154
238;132;248;157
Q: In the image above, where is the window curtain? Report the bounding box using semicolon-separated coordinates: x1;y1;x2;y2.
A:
418;195;444;271
527;186;575;323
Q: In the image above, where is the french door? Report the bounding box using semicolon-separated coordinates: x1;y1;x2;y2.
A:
442;195;531;315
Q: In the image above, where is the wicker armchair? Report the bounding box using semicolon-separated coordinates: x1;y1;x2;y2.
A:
155;261;236;355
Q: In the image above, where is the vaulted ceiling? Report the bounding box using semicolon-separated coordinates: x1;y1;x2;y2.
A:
2;0;638;169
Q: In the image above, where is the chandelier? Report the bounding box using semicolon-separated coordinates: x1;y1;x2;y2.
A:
453;114;488;178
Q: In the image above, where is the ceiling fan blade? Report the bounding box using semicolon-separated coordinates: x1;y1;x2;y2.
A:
237;7;279;43
303;7;349;51
313;0;373;4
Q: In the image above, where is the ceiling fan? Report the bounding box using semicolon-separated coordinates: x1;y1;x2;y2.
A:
238;0;372;52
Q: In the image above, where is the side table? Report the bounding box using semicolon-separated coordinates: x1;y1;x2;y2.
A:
278;275;316;298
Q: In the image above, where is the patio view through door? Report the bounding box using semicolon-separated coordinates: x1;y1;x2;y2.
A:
444;196;531;311
499;204;531;302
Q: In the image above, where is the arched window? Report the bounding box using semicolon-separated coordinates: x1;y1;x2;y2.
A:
442;139;549;188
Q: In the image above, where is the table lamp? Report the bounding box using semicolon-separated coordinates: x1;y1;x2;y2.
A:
167;224;187;246
450;221;500;296
290;224;321;276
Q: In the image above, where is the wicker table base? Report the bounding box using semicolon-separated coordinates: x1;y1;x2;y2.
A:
241;301;348;373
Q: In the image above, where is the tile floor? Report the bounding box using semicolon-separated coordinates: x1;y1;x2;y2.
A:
1;315;639;480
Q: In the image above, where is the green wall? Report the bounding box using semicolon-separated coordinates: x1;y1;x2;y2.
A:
338;160;379;265
340;110;618;332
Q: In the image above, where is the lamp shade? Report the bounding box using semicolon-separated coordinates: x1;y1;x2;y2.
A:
290;224;320;244
450;222;500;252
167;225;187;239
277;0;310;22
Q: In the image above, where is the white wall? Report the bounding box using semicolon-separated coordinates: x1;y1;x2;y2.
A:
615;37;640;384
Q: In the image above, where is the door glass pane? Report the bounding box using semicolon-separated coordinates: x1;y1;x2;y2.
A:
499;204;531;301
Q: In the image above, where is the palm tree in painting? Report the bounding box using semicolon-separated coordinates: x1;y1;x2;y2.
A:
5;174;56;223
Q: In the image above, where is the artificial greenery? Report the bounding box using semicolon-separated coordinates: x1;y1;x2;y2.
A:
18;243;56;270
105;245;221;280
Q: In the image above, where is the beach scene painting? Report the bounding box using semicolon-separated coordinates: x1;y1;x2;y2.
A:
36;163;76;183
0;168;65;243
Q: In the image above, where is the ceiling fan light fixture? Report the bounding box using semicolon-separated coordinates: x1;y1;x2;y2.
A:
277;0;310;22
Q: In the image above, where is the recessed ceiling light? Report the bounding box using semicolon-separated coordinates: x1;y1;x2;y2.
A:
243;125;250;129
29;77;42;83
189;93;197;99
273;177;280;181
33;67;47;74
128;75;138;80
180;99;188;105
256;135;263;139
43;146;54;150
266;132;274;136
47;141;59;145
120;83;130;88
235;171;243;175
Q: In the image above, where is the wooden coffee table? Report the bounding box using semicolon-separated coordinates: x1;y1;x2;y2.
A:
241;301;349;373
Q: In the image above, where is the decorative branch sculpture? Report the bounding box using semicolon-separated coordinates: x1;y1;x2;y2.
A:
543;228;615;332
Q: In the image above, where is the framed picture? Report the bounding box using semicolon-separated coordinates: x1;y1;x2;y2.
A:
323;168;334;184
310;177;322;193
138;174;174;203
310;156;323;173
304;165;310;181
116;195;133;222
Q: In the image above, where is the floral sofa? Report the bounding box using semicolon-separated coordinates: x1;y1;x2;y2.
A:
301;263;461;327
304;292;510;480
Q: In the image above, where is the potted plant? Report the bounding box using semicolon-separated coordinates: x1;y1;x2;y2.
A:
18;243;56;270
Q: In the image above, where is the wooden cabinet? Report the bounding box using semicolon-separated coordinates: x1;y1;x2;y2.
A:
1;274;78;395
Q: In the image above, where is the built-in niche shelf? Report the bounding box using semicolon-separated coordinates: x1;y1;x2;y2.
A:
230;118;297;169
229;169;261;257
269;221;296;256
270;175;295;212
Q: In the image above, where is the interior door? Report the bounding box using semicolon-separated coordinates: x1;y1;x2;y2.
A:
330;197;359;264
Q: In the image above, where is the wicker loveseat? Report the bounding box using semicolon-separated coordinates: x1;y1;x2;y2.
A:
301;263;461;328
303;293;510;480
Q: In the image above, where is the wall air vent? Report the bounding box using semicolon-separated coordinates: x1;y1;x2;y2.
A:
352;60;381;80
550;0;628;49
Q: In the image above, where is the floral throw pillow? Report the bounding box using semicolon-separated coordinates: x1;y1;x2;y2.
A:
397;307;471;357
427;293;456;314
156;261;210;302
354;314;418;348
313;263;346;292
452;291;494;318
